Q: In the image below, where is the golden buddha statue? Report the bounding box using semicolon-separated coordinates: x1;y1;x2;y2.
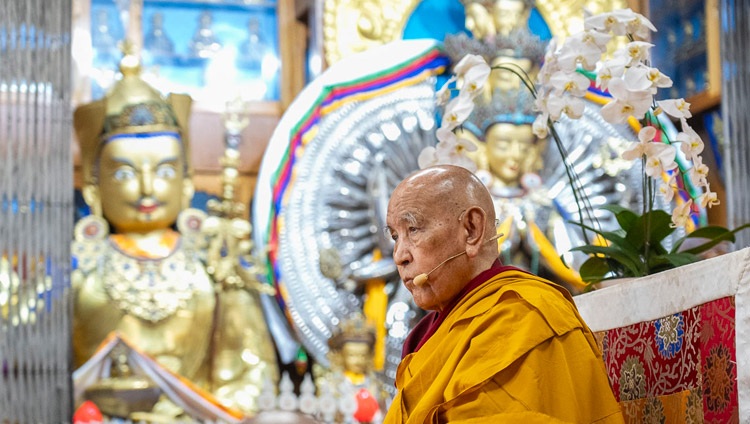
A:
315;314;386;424
444;0;585;288
71;49;278;418
462;0;533;40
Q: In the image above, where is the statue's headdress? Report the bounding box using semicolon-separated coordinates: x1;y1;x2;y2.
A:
468;87;537;136
328;313;376;351
457;0;534;9
443;30;546;69
443;23;547;138
74;49;193;186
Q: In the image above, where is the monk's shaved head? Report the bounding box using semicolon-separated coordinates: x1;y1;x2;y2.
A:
394;165;497;243
386;165;500;310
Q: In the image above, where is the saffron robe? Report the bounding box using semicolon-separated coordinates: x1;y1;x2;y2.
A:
384;269;624;423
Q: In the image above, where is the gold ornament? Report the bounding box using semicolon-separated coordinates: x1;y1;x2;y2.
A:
323;0;422;65
71;50;279;418
322;0;630;64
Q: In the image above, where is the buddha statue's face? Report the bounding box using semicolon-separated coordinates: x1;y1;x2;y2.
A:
93;133;191;234
341;341;371;376
485;123;539;186
492;0;530;36
489;56;534;92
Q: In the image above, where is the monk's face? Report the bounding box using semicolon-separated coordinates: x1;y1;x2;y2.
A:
386;168;471;311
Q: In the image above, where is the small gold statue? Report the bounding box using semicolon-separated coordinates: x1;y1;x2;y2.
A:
316;314;387;424
71;47;278;418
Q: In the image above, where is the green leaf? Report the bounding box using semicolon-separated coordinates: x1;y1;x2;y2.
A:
681;223;750;255
600;205;639;233
646;255;672;270
566;221;639;254
569;245;645;277
566;221;644;265
650;252;700;269
625;209;674;251
645;210;676;244
671;225;737;254
578;256;611;283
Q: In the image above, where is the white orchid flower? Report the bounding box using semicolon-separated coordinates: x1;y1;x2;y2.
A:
461;62;491;98
639;125;657;142
533;90;549;114
595;58;627;90
557;39;602;72
584;9;633;35
643;142;677;177
550;70;591;97
435;137;478;172
436;136;478;156
613;41;654;67
657;99;692;119
440;91;475;131
453;54;488;78
625;12;658;39
670;199;693;228
533;113;549;139
417;146;439;169
538;39;561;85
624;65;673;93
658;175;676;203
697;184;720;208
435;76;456;106
688;155;710;187
621;126;657;161
677;120;704;161
570;29;612;53
547;94;585;120
436;126;457;143
600;78;653;123
622;141;646;161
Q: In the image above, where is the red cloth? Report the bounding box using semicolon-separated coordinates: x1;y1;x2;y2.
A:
401;260;528;358
599;296;738;421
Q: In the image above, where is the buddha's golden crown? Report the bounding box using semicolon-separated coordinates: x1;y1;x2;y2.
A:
328;313;376;350
74;45;193;184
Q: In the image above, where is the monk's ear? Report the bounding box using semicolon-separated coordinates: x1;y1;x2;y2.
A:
462;207;486;258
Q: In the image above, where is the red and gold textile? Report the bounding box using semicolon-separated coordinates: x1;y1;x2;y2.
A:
596;296;737;422
575;248;750;423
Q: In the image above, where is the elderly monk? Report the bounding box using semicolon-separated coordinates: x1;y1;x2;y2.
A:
382;165;623;423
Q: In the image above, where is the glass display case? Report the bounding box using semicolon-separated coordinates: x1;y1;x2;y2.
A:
647;0;720;113
88;0;281;106
72;0;305;213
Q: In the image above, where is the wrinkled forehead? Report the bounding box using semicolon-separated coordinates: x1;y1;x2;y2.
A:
387;178;455;225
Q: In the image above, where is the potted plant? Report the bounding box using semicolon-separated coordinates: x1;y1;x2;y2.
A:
421;8;749;287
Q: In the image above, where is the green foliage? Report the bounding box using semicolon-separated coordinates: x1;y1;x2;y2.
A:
571;208;750;285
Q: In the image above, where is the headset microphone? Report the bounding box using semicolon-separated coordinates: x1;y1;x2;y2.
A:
413;233;503;287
